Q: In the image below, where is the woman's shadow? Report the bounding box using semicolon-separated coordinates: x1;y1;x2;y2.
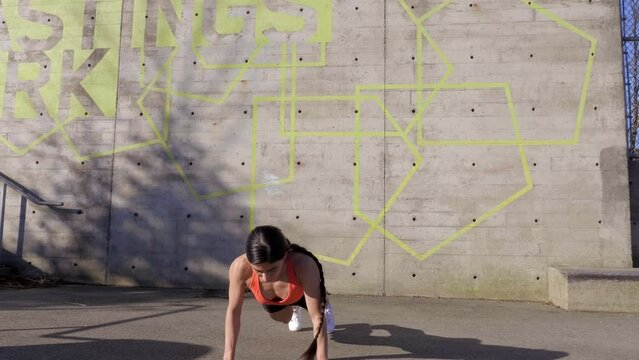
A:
330;323;568;360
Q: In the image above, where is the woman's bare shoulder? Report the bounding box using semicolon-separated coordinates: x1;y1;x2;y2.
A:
289;250;317;272
229;254;252;280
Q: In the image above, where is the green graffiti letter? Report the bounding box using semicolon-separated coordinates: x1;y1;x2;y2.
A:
58;48;108;120
4;51;50;119
17;0;63;51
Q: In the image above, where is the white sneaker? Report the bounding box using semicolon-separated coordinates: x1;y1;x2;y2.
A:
324;303;335;334
288;306;302;332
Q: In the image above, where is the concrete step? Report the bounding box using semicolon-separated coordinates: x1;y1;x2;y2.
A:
548;267;639;312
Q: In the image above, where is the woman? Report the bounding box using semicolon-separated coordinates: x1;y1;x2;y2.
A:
224;225;334;360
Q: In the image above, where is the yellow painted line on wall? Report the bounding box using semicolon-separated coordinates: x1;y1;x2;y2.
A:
522;0;597;145
0;0;599;267
419;0;453;23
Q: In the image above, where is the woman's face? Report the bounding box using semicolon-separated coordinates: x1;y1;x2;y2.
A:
250;256;286;283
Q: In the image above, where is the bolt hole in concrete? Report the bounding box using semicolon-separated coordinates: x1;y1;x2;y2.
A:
535;219;538;223
295;215;300;219
36;161;39;164
533;163;537;166
184;267;188;271
73;263;78;267
187;214;191;218
412;274;416;278
473;275;478;279
352;272;356;277
134;212;138;217
297;161;301;165
131;265;136;269
240;215;244;218
472;219;476;222
241;162;245;166
353;216;356;221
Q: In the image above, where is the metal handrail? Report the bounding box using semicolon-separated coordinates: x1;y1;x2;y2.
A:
0;171;69;266
0;171;63;207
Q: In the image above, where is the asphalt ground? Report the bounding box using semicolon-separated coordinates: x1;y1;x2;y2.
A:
0;285;638;359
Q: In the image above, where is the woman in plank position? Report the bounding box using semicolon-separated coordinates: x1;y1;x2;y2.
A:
224;225;334;360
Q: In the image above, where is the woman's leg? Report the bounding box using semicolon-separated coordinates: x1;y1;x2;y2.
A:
268;306;294;323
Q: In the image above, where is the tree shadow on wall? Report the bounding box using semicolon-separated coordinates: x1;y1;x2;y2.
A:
0;130;249;290
330;323;569;360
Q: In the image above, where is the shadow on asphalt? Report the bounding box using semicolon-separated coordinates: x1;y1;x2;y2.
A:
0;339;211;360
329;323;569;360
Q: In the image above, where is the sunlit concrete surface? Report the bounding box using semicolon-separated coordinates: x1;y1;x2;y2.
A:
1;285;638;360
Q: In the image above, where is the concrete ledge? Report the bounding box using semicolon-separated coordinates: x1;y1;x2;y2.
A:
548;267;639;313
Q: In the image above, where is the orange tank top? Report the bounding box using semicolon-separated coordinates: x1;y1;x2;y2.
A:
248;255;305;305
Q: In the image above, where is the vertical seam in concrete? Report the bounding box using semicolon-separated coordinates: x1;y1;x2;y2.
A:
104;0;127;285
382;0;387;297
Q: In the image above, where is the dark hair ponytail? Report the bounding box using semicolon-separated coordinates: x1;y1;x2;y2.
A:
245;225;328;360
289;243;327;360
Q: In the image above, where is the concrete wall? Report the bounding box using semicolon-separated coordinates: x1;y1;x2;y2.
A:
0;0;631;301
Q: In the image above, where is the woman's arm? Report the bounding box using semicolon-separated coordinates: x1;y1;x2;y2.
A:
224;256;247;360
297;254;329;360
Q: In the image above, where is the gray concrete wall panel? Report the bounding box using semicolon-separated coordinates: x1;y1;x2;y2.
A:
0;0;631;300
